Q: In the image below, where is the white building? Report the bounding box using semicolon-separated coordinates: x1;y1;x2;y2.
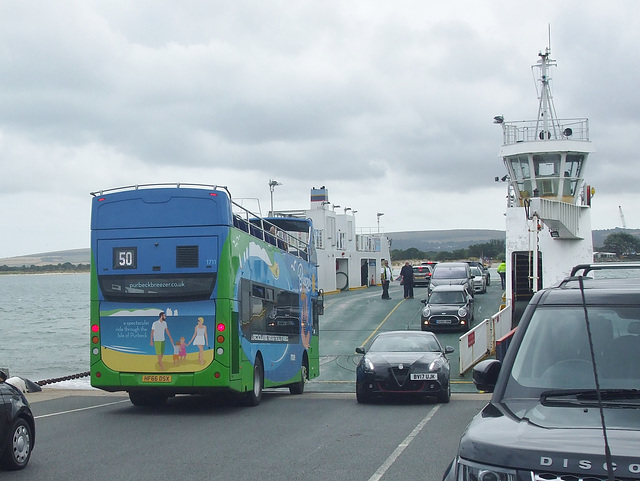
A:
275;187;391;293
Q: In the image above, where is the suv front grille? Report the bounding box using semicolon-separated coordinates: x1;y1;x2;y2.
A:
534;471;630;481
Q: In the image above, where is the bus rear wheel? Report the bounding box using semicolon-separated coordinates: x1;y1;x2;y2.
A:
289;362;308;395
244;357;263;406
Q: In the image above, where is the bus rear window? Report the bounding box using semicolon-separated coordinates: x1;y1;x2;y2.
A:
99;274;216;301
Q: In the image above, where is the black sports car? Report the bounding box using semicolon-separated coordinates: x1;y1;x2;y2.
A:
355;330;454;404
0;370;35;470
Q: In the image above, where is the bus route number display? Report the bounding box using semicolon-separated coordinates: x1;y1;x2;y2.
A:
113;247;137;269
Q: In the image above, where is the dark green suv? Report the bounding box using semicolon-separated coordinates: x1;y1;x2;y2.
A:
443;263;640;481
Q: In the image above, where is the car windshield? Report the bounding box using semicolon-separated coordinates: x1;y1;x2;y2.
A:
433;267;466;279
470;267;482;276
505;306;640;398
370;334;441;353
429;291;465;304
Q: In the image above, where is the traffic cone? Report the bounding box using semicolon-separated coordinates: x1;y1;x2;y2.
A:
370;275;375;286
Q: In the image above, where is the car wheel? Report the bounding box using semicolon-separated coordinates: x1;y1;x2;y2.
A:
0;417;32;470
436;382;451;403
289;361;308;395
356;385;371;404
244;356;264;406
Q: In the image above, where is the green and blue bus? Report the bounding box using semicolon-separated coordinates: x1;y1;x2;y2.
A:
89;183;323;406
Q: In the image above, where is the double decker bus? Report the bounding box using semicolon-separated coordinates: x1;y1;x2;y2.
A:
89;183;323;406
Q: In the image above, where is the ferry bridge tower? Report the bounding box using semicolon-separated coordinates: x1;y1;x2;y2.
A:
496;46;594;323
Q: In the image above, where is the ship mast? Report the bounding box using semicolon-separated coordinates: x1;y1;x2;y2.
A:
534;45;558;140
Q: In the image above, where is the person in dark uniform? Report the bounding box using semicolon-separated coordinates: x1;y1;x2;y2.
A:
380;259;393;299
399;261;415;299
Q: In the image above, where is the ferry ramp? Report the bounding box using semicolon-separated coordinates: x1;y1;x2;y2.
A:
309;270;503;393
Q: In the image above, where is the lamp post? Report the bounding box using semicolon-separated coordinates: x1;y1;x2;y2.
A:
377;212;384;233
268;179;282;216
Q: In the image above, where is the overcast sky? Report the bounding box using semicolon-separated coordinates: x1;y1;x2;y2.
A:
1;1;638;258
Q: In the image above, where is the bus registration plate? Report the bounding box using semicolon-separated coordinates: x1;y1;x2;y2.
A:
410;373;437;381
142;375;172;383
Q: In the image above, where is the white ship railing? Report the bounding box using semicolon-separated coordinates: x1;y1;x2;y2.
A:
502;118;589;145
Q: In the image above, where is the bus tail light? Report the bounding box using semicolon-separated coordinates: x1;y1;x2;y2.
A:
216;335;225;344
216;323;225;332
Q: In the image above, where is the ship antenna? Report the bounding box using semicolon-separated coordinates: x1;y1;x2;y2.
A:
533;27;559;140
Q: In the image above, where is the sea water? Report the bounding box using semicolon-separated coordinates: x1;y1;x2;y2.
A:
0;273;90;387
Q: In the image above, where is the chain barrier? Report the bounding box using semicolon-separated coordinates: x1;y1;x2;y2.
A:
36;371;90;386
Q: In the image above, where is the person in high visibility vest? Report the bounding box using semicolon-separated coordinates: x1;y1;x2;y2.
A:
497;261;506;289
380;259;393;300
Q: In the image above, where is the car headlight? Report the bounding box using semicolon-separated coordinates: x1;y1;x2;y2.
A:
362;358;375;373
429;358;444;371
456;459;517;481
458;307;468;317
423;306;431;317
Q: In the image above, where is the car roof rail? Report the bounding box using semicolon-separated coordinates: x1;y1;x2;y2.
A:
569;262;640;277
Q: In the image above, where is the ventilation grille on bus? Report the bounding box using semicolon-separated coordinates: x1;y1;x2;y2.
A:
176;246;199;268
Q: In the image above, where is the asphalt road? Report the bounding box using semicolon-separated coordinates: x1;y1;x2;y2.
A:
15;272;502;480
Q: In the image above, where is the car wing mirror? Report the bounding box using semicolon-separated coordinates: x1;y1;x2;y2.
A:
421;299;427;305
355;346;365;354
473;359;502;393
444;346;455;354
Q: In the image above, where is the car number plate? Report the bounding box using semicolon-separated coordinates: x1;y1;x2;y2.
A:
410;373;437;381
142;375;172;383
437;319;452;324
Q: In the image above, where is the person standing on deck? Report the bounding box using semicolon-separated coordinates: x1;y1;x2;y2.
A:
497;261;506;289
399;261;414;299
380;259;393;300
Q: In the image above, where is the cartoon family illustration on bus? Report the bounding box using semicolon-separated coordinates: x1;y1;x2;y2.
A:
149;312;209;370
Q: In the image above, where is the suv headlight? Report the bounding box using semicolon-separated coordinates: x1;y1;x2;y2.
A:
458;306;468;317
456;459;516;481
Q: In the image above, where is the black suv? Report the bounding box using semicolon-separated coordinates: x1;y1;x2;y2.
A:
443;264;640;481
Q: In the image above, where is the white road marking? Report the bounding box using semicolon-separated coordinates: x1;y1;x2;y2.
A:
367;404;441;481
35;399;129;419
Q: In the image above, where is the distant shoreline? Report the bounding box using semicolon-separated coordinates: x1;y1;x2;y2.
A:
0;265;89;275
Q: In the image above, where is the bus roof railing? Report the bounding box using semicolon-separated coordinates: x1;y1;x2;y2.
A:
90;183;230;197
90;182;312;261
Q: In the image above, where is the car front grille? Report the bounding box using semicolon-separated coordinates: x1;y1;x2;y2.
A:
428;315;460;326
533;472;631;481
375;367;440;393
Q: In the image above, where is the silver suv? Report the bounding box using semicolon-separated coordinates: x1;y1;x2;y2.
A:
428;262;473;296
